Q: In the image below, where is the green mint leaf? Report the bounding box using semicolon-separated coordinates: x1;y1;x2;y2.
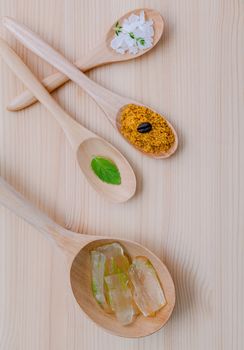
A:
136;37;145;45
115;28;122;36
114;22;122;33
91;156;121;185
129;32;135;39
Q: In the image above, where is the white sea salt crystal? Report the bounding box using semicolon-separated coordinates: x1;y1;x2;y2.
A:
111;10;154;54
139;10;145;23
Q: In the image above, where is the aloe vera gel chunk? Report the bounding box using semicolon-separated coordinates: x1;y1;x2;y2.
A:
91;251;111;312
128;256;166;316
97;243;130;275
105;273;135;325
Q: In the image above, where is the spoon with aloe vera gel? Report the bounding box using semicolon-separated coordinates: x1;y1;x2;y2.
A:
6;9;164;111
0;176;175;337
0;39;136;203
3;15;178;159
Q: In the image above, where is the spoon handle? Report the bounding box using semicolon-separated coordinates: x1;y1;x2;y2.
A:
0;38;91;149
0;176;75;248
3;17;127;124
7;41;109;112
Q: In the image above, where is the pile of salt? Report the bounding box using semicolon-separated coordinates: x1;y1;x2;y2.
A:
110;11;154;54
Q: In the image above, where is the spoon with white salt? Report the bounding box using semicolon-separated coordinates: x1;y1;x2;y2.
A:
3;13;178;159
6;9;164;111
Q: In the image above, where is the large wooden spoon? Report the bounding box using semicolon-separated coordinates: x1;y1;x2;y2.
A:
0;176;175;337
0;38;136;203
3;16;178;159
6;9;164;111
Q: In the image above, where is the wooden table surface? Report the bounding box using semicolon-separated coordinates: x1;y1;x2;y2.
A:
0;0;243;349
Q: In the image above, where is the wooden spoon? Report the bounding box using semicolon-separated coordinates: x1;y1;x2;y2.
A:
0;38;136;203
3;16;178;159
5;9;164;111
0;176;175;337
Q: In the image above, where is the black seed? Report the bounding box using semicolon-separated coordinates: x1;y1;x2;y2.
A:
137;122;152;133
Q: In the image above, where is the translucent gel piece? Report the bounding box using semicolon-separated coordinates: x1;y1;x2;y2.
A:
90;251;111;312
97;243;130;275
105;273;134;325
128;256;166;316
106;254;130;275
97;243;124;258
128;280;141;316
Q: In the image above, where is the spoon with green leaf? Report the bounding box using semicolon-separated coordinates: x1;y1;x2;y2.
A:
0;38;136;203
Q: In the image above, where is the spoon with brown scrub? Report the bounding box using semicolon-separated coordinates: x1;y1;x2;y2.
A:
0;176;175;337
3;16;178;159
6;9;164;111
0;38;136;203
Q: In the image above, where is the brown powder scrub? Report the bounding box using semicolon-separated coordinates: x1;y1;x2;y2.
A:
118;104;175;155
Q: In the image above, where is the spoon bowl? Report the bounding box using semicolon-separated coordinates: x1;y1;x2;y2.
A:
71;237;175;338
0;176;175;338
116;104;178;159
105;8;164;62
76;138;136;202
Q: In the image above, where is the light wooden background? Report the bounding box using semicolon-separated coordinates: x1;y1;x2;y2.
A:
0;0;243;349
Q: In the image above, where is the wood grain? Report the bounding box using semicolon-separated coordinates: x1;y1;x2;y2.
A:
0;0;243;349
